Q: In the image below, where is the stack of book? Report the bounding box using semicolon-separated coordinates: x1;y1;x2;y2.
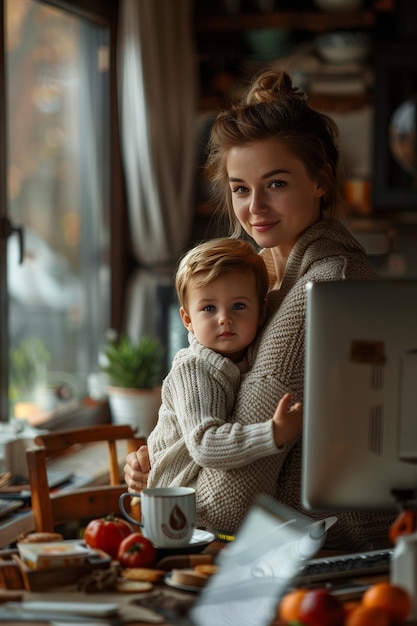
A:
269;45;372;98
307;61;373;96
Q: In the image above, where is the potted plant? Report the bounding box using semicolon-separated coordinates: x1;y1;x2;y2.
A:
9;337;51;418
101;335;164;437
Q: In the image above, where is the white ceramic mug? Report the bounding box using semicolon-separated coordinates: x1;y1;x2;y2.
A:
119;487;196;548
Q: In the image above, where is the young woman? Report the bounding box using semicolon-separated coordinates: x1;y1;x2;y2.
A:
124;70;394;551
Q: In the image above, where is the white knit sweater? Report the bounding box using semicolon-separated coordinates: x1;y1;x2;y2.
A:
147;333;278;489
152;219;396;550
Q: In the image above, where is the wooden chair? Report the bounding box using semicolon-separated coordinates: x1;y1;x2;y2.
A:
26;424;145;533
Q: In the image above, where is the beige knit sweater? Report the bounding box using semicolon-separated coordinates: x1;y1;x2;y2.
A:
155;219;396;550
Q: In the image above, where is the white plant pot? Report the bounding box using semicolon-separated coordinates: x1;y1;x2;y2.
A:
107;386;161;437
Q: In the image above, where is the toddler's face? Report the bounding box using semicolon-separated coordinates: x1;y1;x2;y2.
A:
180;271;262;363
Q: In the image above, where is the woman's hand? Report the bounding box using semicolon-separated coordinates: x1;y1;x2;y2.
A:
124;445;151;492
272;392;303;447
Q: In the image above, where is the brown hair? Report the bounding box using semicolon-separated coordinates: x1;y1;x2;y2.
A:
176;238;269;311
205;70;346;237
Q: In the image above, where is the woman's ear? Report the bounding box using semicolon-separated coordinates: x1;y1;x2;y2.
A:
315;164;332;198
258;299;268;326
180;307;193;332
314;181;327;198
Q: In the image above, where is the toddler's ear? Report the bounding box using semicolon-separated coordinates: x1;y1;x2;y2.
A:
180;307;193;332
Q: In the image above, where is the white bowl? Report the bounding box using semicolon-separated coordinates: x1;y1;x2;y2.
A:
244;29;291;61
313;0;364;11
315;31;370;64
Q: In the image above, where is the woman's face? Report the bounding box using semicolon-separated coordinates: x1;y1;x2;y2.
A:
226;138;325;254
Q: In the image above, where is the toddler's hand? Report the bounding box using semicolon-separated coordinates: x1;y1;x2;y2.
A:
272;392;303;447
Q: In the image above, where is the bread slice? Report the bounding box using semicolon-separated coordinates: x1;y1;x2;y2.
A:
18;532;63;543
121;567;165;582
170;568;209;588
194;563;219;577
115;578;154;593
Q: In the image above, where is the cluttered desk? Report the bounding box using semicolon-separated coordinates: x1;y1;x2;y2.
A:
0;495;415;626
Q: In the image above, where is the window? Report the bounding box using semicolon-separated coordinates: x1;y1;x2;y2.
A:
1;0;118;427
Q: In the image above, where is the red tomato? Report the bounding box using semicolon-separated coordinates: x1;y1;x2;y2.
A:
298;588;344;626
84;514;133;559
117;532;156;568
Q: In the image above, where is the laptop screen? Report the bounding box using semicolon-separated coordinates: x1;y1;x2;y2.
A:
189;495;334;626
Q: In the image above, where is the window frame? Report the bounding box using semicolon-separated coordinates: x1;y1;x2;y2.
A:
0;0;130;428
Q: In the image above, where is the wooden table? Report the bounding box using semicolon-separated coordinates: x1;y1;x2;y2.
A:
0;566;199;624
0;542;224;625
3;578;417;626
1;541;416;626
1;585;182;624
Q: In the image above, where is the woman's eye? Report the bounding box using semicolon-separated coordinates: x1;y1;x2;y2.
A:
231;185;248;194
270;180;286;189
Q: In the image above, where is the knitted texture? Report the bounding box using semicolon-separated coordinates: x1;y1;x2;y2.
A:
148;333;278;491
193;219;395;550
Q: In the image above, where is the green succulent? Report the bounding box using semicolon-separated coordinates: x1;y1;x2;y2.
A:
101;335;163;389
9;337;51;400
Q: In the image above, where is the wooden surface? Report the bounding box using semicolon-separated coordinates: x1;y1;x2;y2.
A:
6;570;417;626
1;540;416;626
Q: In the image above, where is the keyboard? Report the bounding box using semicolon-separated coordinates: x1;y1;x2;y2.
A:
0;497;24;519
296;548;393;584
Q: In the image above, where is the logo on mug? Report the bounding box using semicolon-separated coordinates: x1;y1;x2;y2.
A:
161;504;191;540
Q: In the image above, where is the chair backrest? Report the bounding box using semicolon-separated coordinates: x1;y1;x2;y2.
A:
26;424;145;533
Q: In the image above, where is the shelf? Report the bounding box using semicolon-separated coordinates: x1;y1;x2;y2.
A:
199;92;372;114
194;10;376;33
308;93;371;112
194;7;380;112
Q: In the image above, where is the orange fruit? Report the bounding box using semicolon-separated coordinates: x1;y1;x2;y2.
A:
362;581;411;624
346;605;391;626
344;600;361;619
278;588;309;622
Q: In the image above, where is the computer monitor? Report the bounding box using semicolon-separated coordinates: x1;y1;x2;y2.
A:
302;279;417;512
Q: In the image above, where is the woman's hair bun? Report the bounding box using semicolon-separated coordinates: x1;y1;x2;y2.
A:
245;70;307;106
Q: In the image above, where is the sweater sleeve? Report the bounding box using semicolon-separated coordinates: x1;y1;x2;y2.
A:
165;352;279;469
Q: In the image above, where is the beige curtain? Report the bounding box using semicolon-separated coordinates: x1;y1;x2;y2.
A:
117;0;198;346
